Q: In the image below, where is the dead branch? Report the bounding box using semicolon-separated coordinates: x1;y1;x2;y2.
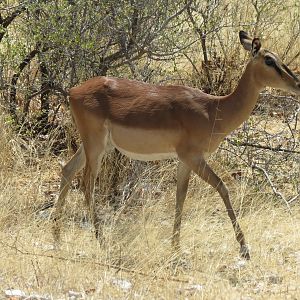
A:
227;138;300;155
252;164;291;212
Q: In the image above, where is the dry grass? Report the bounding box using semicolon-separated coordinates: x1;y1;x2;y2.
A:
1;1;300;297
1;115;300;299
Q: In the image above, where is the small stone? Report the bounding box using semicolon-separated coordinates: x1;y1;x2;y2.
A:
5;289;26;298
67;292;83;299
111;278;132;291
178;284;204;296
187;284;203;291
33;242;55;251
232;259;247;270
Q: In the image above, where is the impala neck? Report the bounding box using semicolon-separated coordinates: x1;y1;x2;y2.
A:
217;62;263;134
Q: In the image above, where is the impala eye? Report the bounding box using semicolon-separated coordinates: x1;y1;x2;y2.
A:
265;56;274;66
264;55;283;75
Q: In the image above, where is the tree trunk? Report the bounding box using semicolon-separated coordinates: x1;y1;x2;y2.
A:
0;6;26;43
38;60;51;131
200;31;213;92
9;47;40;122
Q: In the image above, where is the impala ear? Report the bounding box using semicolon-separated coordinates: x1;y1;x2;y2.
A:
239;30;252;51
251;38;261;56
239;31;262;57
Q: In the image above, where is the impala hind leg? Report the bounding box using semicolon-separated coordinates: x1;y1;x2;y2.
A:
179;153;250;260
52;144;86;242
81;131;107;242
172;161;191;251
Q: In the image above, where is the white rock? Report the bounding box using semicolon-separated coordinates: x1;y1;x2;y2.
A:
188;284;203;291
111;278;132;290
178;284;204;296
67;290;84;299
38;210;50;220
232;259;247;269
75;251;87;258
33;242;55;251
5;289;26;298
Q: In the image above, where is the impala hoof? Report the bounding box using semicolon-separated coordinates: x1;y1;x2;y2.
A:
240;245;250;260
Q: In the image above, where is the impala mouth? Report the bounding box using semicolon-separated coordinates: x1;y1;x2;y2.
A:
281;63;300;94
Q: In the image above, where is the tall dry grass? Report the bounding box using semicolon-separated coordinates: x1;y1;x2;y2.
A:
1;1;300;298
1;109;300;299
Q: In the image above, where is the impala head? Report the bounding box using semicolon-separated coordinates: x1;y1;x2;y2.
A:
239;30;300;95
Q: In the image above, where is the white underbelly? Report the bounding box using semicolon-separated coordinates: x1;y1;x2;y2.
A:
107;123;179;161
114;146;177;161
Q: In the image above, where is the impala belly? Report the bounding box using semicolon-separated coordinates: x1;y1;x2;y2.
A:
108;123;178;161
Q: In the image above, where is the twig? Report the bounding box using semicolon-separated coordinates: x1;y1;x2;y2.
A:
252;164;291;212
28;84;69;99
227;138;300;155
259;92;300;104
0;240;189;284
183;52;201;77
288;193;300;205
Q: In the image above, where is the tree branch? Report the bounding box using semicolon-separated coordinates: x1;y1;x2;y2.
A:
0;6;26;42
9;43;49;121
227;138;300;155
252;164;291;212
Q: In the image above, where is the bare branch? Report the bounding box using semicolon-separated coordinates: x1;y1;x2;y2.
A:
252;164;291;212
227;138;300;155
156;0;193;36
0;5;26;42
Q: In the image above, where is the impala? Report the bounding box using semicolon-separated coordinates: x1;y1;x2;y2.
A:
52;31;300;259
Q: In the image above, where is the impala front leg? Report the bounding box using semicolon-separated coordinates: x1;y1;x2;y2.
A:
179;153;250;260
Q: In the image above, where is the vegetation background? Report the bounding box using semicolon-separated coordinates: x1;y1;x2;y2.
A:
0;0;300;298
